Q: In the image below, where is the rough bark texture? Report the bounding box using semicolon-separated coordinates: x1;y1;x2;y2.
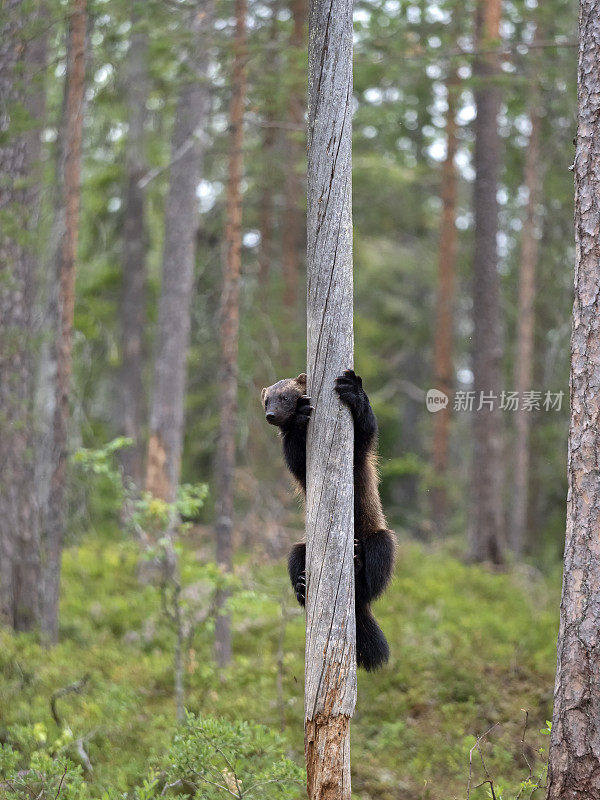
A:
119;16;148;488
304;0;356;796
546;4;600;796
0;0;46;631
468;0;504;564
282;0;307;315
42;0;86;643
214;0;247;668
145;2;212;504
511;85;542;557
305;716;351;800
431;71;459;537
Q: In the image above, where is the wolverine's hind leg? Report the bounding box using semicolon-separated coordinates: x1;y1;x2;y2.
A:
288;542;306;606
355;529;396;603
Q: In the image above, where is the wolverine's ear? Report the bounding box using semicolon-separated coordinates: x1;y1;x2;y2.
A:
261;388;267;405
296;373;307;385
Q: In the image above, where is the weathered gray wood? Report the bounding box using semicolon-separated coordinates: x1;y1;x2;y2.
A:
304;0;356;795
546;3;600;797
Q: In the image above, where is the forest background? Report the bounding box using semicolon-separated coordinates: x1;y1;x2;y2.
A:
0;0;578;798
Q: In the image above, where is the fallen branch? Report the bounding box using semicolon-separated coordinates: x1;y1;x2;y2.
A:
50;674;90;726
466;723;499;800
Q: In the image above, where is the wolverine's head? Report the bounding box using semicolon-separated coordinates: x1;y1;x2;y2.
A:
261;373;307;427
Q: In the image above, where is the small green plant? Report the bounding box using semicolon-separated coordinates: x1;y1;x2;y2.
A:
72;437;133;500
160;713;304;799
0;739;89;800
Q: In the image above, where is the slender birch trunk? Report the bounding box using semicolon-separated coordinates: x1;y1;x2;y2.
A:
214;0;247;668
546;4;600;796
304;0;356;796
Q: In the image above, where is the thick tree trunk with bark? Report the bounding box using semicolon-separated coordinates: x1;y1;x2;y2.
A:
304;0;356;796
0;0;46;631
145;2;212;504
431;71;459;537
42;0;86;643
546;4;600;796
214;0;247;668
468;0;504;564
281;0;307;316
510;89;542;557
119;16;148;488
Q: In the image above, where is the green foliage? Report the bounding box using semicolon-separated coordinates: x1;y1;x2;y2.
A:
162;713;303;798
0;747;89;800
0;533;560;800
0;715;302;800
73;437;133;501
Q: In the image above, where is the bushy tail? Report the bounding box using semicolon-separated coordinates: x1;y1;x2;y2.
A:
355;602;389;671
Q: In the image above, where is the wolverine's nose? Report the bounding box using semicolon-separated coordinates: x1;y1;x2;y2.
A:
266;411;276;423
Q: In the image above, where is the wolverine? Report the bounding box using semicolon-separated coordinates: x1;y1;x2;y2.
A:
262;369;396;670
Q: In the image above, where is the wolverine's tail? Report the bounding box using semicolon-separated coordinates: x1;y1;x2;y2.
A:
355;602;389;671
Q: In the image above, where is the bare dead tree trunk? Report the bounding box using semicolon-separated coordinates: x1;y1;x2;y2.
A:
468;0;504;565
0;0;47;631
42;0;86;644
431;70;459;537
145;2;212;504
214;0;247;668
281;0;307;316
304;0;356;796
510;38;542;557
546;4;600;796
119;14;148;488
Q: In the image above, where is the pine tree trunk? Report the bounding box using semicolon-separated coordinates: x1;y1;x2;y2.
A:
304;0;356;796
41;0;86;643
510;93;542;557
257;2;279;289
119;15;148;488
431;70;459;537
510;24;544;557
468;0;504;564
546;4;600;796
0;0;46;632
281;0;307;315
145;2;212;504
214;0;247;668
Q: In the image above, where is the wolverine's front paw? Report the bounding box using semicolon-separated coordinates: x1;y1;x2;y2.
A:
335;369;364;411
295;395;314;427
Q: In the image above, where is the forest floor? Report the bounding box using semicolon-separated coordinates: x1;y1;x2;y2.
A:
0;528;560;800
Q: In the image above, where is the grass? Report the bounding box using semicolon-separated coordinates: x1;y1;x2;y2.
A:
0;529;560;799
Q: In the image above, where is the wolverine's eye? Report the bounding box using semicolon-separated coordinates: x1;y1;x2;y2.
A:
281;395;288;402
